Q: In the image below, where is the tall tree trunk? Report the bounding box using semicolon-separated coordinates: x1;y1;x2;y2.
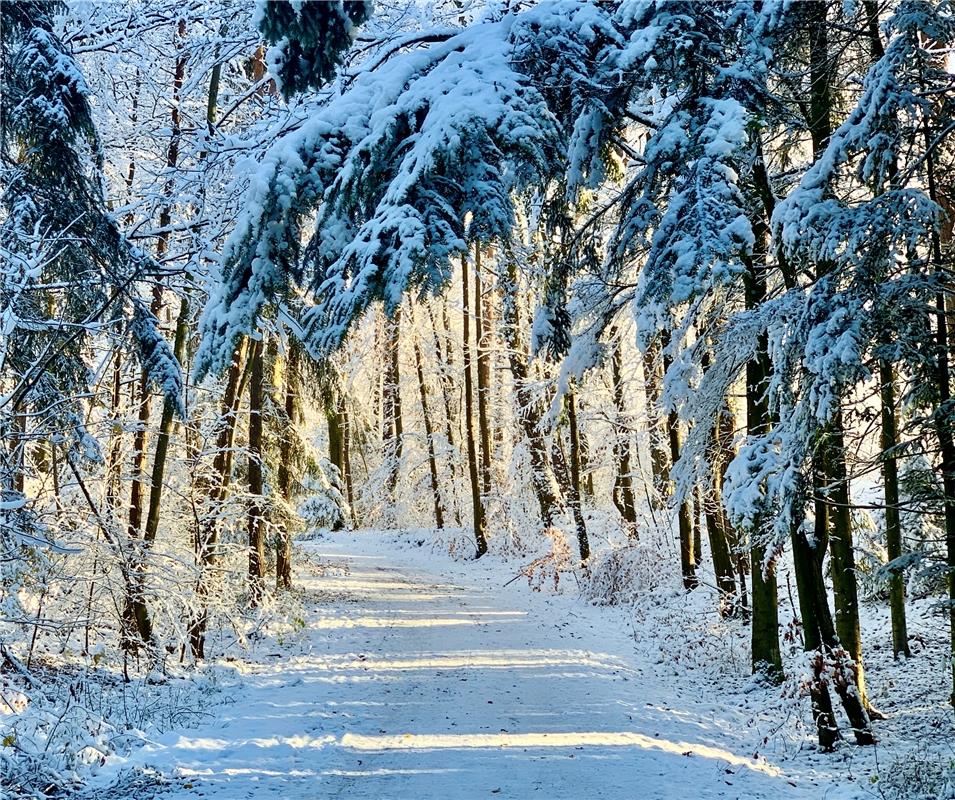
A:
879;358;909;657
790;527;839;749
862;1;909;660
275;347;298;591
414;331;445;528
643;337;670;506
124;338;157;650
922;103;955;708
143;294;188;545
805;0;869;710
744;201;783;680
673;461;695;587
701;488;737;613
122;20;188;652
189;337;248;659
183;53;233;658
127;355;155;545
566;386;590;562
462;251;488;556
326;385;347;532
792;483;874;745
427;302;461;526
382;305;403;510
327;391;344;475
662;340;696;589
247;338;266;605
708;370;740;612
340;396;355;527
610;328;638;536
823;417;869;706
475;245;493;509
105;350;124;515
500;254;562;529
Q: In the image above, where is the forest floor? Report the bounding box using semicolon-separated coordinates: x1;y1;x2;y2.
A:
80;530;954;800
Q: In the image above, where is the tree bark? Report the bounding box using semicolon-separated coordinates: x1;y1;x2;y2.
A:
610;328;638;536
427;302;461;526
643;337;670;506
792;491;874;745
863;1;909;660
143;293;188;545
500;253;562;529
566;386;590;562
122;19;188;652
744;204;783;680
662;340;696;589
922;103;955;707
805;0;870;710
475;245;493;508
275;346;298;591
340;395;355;527
707;370;739;613
414;331;445;529
247;338;266;605
462;251;488;557
326;384;347;532
701;487;737;615
189;337;248;659
105;350;124;515
878;358;910;657
790;528;839;749
382;305;403;509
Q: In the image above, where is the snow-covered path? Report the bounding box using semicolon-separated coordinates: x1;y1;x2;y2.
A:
116;533;833;799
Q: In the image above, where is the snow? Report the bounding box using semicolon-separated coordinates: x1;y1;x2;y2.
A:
70;531;951;800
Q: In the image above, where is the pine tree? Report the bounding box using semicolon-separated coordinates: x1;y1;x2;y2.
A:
256;0;372;98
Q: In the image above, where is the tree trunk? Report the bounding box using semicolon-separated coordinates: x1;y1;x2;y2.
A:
707;370;739;613
382;305;403;509
122;20;188;653
922;104;955;707
862;2;909;660
744;206;783;680
340;396;355;527
105;350;124;515
790;528;839;750
610;329;638;536
124;337;155;649
189;337;248;659
328;393;344;475
879;358;909;657
566;387;590;562
643;337;670;505
326;386;347;532
143;293;188;545
247;338;266;605
823;412;870;708
275;347;298;591
414;332;445;529
427;302;460;526
500;253;562;529
805;0;869;711
462;251;488;557
702;488;737;615
662;341;696;590
475;245;493;509
792;491;874;745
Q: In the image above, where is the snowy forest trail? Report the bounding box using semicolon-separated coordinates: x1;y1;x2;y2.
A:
119;534;831;800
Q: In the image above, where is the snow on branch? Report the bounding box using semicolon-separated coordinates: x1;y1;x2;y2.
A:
197;1;632;376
